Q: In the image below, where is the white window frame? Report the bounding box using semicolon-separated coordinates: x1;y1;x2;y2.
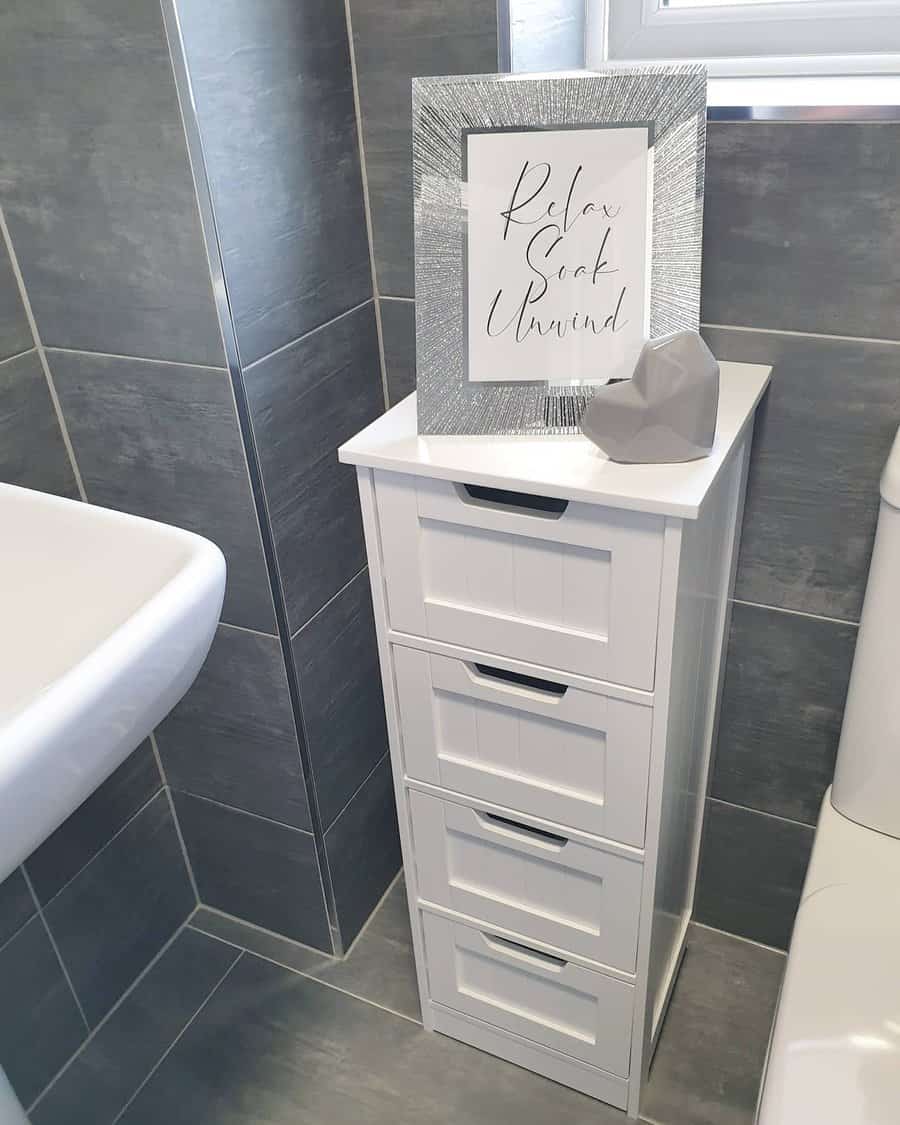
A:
588;0;900;77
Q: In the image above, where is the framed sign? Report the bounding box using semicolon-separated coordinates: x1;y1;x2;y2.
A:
413;67;707;435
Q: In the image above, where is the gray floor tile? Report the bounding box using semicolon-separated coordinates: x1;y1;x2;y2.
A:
0;235;31;363
0;916;86;1108
156;626;311;831
30;928;239;1125
380;297;415;406
0;350;78;498
44;791;195;1026
117;951;621;1125
694;799;814;951
0;867;35;948
27;741;162;905
0;0;223;365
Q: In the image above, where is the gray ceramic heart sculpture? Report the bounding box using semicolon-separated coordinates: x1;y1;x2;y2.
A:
581;330;720;463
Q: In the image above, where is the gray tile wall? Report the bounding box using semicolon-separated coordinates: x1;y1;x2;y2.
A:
693;120;900;949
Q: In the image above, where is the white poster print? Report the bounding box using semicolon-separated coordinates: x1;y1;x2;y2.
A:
465;126;651;385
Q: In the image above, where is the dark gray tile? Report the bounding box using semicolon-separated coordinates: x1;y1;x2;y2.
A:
49;350;275;632
0;0;223;365
245;302;383;632
349;0;498;296
192;874;420;1021
0;235;31;362
713;604;857;825
30;928;239;1125
0;350;78;497
27;741;162;906
117;952;619;1125
0;916;86;1108
703;327;900;621
156;626;310;830
292;569;388;828
695;799;814;951
325;754;400;949
176;0;371;366
702;122;900;339
0;867;35;948
44;791;195;1026
644;923;784;1125
380;298;415;406
173;792;330;952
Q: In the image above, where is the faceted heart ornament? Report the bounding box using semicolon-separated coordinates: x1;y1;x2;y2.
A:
580;330;720;463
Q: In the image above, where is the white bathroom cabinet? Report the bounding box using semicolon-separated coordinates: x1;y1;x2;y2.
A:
339;361;770;1117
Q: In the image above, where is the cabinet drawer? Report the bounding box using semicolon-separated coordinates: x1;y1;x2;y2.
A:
422;912;635;1076
395;646;653;848
375;472;664;690
410;790;643;971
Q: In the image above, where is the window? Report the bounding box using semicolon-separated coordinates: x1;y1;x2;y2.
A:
590;0;900;77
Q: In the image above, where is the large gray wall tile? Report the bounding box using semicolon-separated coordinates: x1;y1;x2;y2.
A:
292;569;388;829
703;122;900;339
0;917;86;1107
117;953;618;1125
703;327;900;621
156;625;310;830
44;790;195;1026
380;298;415;406
713;604;857;825
172;792;331;951
0;0;223;365
49;350;275;632
694;799;814;950
348;0;498;296
244;302;383;631
176;0;371;365
27;741;162;905
325;754;400;948
0;235;31;362
0;868;35;949
0;351;78;497
31;928;239;1125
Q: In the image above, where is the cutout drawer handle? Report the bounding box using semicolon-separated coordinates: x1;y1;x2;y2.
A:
481;933;568;971
477;812;568;849
458;482;568;518
472;663;568;697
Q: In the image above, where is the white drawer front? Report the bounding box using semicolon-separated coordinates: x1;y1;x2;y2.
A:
395;646;653;847
376;472;664;690
410;790;643;971
422;912;634;1076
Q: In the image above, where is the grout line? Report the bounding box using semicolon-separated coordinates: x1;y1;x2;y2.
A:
323;749;391;838
342;0;390;411
731;597;859;628
0;345;37;367
152;733;201;905
379;294;414;303
32;786;167;913
26;918;201;1114
0;204;87;501
190;904;332;959
707;795;816;832
241;298;374;372
20;867;91;1035
289;566;367;640
701;321;900;348
108;951;244;1125
690;919;788;958
171;788;317;835
42;345;228;372
190;925;421;1026
217;619;279;640
340;867;403;960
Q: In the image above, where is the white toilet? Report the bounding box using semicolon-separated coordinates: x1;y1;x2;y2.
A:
757;427;900;1125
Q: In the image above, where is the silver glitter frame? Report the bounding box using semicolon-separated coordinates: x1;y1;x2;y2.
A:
413;66;708;435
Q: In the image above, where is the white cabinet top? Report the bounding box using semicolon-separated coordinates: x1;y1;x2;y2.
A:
339;361;770;519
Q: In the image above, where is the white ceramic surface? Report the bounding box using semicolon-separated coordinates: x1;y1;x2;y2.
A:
0;483;225;883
